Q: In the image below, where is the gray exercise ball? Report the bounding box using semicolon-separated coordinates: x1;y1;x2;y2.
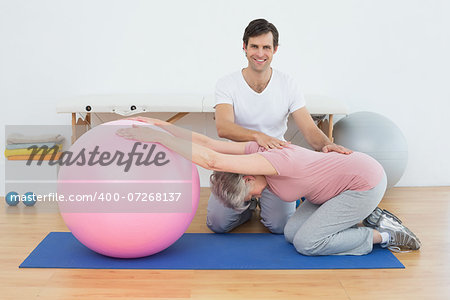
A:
333;111;408;189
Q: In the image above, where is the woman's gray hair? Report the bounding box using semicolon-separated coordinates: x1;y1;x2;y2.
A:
210;171;251;212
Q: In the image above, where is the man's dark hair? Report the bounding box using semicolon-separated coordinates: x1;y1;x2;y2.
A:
243;19;279;48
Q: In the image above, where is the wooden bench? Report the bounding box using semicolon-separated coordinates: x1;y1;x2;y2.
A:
56;94;348;143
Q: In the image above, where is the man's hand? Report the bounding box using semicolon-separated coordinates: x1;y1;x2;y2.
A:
254;132;290;150
321;143;353;155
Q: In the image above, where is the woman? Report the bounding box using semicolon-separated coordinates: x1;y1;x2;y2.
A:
117;117;421;255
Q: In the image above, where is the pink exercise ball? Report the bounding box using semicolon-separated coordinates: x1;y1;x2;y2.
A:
57;119;200;258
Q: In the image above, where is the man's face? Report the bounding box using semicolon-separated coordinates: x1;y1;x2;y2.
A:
244;32;277;73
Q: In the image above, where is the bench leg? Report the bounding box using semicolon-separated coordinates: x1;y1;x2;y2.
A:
71;113;91;144
317;114;335;143
328;114;334;142
166;112;189;124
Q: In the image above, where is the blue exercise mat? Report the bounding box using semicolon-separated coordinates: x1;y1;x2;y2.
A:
19;232;404;270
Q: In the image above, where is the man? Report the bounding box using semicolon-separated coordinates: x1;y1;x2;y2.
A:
207;19;351;234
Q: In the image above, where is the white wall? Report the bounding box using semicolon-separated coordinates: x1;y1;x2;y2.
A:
1;0;449;193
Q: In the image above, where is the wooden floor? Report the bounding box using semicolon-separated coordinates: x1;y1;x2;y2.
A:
1;187;449;300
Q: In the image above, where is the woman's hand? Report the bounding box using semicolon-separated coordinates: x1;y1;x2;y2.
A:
125;116;170;127
116;124;170;143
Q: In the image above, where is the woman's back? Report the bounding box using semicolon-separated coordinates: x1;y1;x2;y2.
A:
244;142;385;203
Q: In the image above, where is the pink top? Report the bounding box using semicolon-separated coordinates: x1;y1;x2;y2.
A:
245;142;384;204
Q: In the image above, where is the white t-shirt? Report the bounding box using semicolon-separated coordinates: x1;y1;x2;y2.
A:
215;69;305;140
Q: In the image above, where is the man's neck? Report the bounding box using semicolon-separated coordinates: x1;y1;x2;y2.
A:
242;67;273;93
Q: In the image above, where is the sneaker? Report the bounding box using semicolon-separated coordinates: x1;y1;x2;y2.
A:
363;207;402;228
376;213;421;252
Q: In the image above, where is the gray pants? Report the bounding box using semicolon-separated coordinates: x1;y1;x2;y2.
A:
207;188;296;234
284;172;387;256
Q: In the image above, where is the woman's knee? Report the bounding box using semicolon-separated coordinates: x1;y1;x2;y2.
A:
292;232;321;256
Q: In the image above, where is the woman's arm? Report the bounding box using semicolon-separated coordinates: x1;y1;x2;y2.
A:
116;125;278;175
129;117;248;155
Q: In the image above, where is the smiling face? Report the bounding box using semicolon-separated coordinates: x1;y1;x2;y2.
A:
243;32;278;73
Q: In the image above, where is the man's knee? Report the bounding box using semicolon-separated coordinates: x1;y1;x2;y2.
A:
259;192;295;234
206;213;232;233
206;193;236;233
283;219;297;243
206;208;253;233
263;216;289;234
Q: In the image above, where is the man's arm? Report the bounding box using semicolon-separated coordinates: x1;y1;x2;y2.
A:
215;104;289;150
291;107;352;154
